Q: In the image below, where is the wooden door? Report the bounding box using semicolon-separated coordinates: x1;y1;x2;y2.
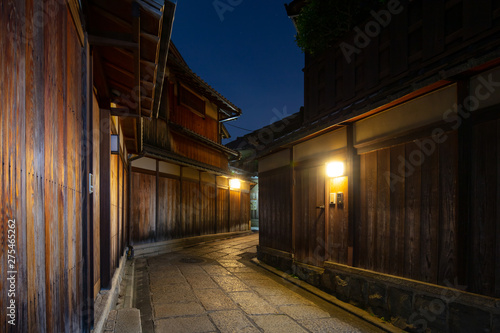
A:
294;164;326;267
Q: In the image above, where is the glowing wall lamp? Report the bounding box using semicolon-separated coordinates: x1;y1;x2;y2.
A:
326;161;345;178
229;178;241;189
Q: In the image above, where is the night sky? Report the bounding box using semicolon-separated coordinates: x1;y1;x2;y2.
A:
171;0;304;143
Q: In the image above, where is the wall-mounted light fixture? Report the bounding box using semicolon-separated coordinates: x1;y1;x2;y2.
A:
111;134;119;154
326;161;344;178
229;178;241;189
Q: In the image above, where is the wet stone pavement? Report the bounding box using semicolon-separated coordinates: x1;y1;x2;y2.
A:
133;233;384;333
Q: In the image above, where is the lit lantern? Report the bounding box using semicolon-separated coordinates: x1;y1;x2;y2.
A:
229;178;241;189
326;162;344;178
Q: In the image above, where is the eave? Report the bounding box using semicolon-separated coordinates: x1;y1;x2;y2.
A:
86;0;176;154
169;122;240;158
167;44;242;121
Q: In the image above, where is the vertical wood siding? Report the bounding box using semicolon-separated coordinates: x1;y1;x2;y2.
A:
229;190;241;232
217;187;229;233
294;165;326;267
130;172;156;242
356;131;459;286
157;176;180;240
259;167;293;253
327;177;349;265
200;183;216;235
1;1;85;331
130;170;249;244
470;118;500;297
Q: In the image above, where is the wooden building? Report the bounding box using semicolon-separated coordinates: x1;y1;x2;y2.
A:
0;0;247;331
258;0;500;331
128;43;251;251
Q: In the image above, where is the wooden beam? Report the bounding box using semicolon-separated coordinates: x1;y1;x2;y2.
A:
155;160;159;242
346;124;355;266
108;107;140;118
90;4;131;30
92;50;111;107
99;108;112;288
140;31;159;44
141;79;154;89
151;1;176;118
103;61;134;79
136;0;162;19
132;1;142;152
89;34;138;49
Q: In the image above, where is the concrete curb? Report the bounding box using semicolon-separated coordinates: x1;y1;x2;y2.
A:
251;258;404;333
93;252;128;333
133;231;254;258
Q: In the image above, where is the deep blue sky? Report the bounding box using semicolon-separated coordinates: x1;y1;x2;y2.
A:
171;0;304;143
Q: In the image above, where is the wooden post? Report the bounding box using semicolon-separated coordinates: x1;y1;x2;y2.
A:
227;183;231;232
82;37;94;331
347;124;356;266
457;79;471;287
99;107;111;289
127;163;132;246
116;151;120;268
214;176;218;234
155;160;159;241
132;1;142;152
291;148;296;257
180;167;183;237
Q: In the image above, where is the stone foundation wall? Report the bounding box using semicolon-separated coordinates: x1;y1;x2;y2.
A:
258;247;500;333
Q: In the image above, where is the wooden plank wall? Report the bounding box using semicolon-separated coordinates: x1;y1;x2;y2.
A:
157;176;180;240
356;131;459;286
470;118;500;298
130;172;156;242
326;177;349;265
259;167;293;253
169;85;219;142
294;165;325;267
170;132;228;170
130;169;249;244
109;155;126;277
303;0;500;122
0;1;85;331
201;183;216;235
229;190;241;232
217;187;229;233
181;180;199;237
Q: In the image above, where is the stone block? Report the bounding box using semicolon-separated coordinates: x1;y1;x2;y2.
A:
449;303;491;333
334;274;350;302
388;287;413;320
367;282;387;317
411;294;448;333
492;313;500;332
348;276;367;308
320;270;336;294
294;265;322;287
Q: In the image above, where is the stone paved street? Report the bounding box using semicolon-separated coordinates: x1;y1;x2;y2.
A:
133;233;386;333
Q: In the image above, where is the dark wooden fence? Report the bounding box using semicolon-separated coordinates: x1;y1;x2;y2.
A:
469;117;500;297
259;166;293;253
130;169;250;244
356;131;459;285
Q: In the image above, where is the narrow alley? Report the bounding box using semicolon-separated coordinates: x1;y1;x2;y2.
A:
109;233;391;333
